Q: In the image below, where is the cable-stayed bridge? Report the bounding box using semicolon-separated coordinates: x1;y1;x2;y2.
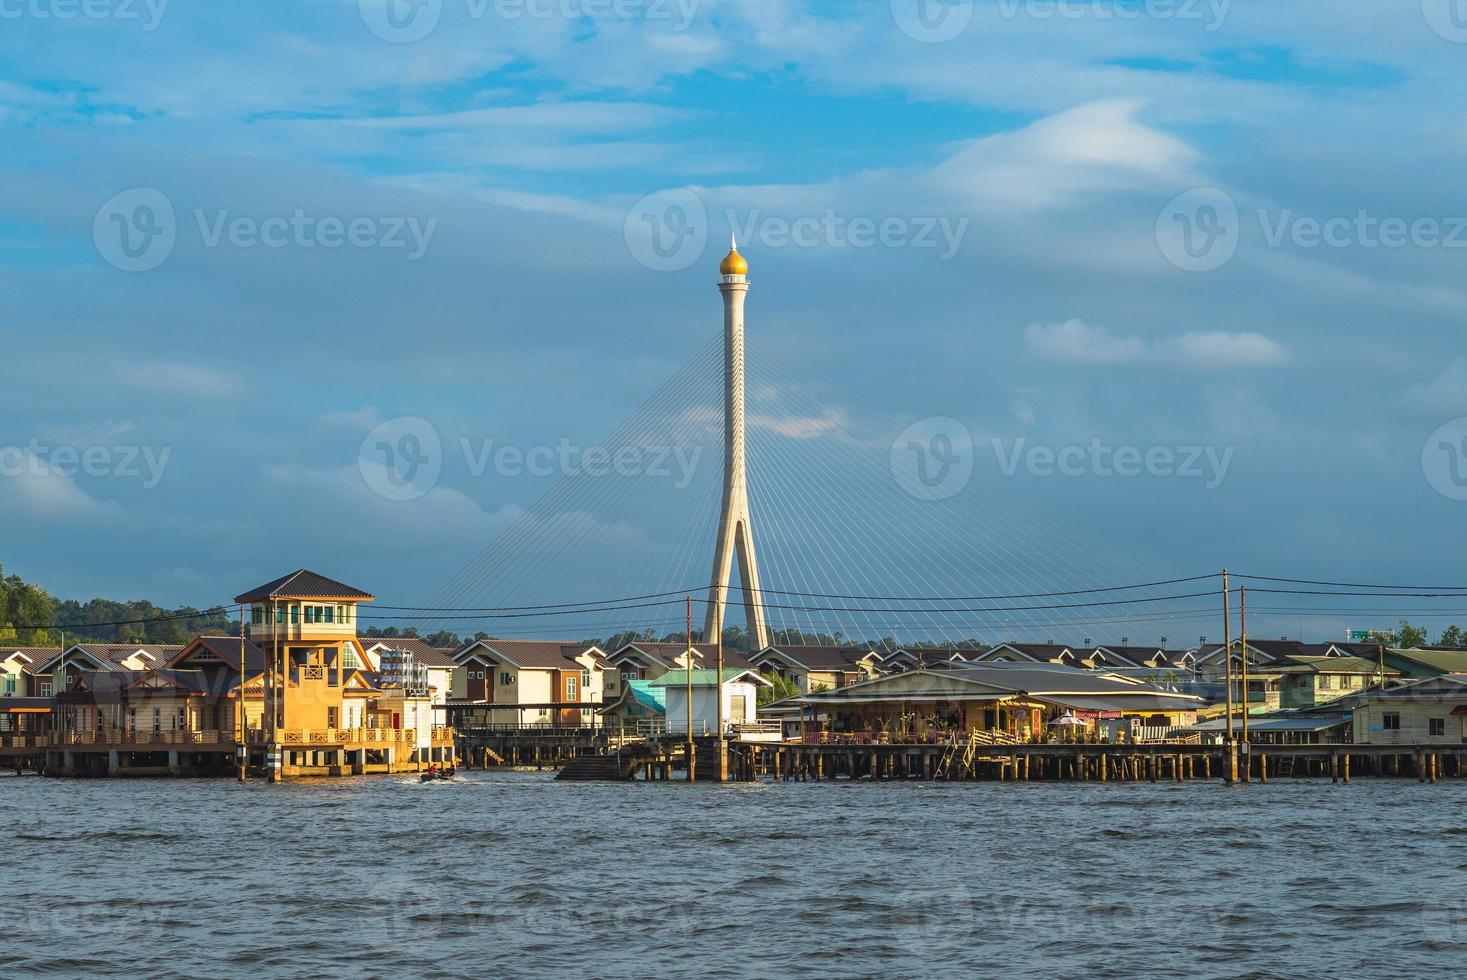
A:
414;245;1462;652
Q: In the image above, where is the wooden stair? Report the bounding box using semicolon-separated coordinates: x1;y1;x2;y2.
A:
554;752;641;782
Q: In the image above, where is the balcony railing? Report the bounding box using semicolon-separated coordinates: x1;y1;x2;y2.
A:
61;730;233;746
243;726;455;745
0;734;55;748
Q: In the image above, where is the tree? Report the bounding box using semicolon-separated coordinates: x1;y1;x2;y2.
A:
1437;625;1465;649
0;564;59;646
757;672;799;706
1389;620;1429;649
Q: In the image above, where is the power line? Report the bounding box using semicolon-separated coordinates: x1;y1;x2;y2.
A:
1234;573;1467;591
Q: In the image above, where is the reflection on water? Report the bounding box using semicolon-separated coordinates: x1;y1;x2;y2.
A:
1;771;1464;978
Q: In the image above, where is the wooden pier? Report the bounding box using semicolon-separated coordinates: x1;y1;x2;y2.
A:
727;741;1467;784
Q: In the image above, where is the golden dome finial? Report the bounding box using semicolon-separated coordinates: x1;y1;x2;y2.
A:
720;233;748;276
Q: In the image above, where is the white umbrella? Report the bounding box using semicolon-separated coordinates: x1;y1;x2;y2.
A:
1049;713;1085;727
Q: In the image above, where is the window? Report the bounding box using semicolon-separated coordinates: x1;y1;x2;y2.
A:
2;676;14;695
500;672;512;686
152;708;161;734
251;606;265;625
276;606;286;625
581;670;591;688
342;648;359;669
566;675;579;701
327;707;338;729
323;606;334;624
40;682;52;698
1430;718;1446;736
1319;675;1333;690
291;605;300;624
1383;712;1401;731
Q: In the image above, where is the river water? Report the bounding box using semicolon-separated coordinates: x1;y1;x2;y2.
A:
1;770;1463;978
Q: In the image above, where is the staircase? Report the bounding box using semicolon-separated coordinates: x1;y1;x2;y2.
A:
554;754;637;781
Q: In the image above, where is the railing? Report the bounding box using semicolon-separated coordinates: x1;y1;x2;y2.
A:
301;666;325;681
801;728;1023;746
62;730;232;746
732;722;781;737
0;734;54;748
245;727;419;745
455;723;607;736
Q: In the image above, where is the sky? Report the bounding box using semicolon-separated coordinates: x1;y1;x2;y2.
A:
1;0;1465;642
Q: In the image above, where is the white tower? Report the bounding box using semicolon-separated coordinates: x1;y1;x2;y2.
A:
704;236;769;651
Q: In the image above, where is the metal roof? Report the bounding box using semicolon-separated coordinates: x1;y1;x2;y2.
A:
647;669;767;687
1186;715;1351;733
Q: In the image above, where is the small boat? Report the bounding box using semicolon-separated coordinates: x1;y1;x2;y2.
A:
419;767;457;783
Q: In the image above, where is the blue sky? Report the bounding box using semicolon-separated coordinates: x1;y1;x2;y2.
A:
2;1;1466;642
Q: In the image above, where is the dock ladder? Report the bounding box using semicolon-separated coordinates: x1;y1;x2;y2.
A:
934;730;982;780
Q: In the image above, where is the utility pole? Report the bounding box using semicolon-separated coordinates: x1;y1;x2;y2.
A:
686;597;695;783
1240;584;1249;782
238;604;247;782
715;595;727;782
1223;569;1236;785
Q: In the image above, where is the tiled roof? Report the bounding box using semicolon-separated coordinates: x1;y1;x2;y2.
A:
0;648;63;672
755;645;877;670
234;569;374;603
608;641;755;672
173;636;266;674
458;639;597;670
979;643;1078;663
53;644;186;672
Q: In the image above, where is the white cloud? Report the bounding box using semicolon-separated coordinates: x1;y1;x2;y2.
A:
1024;319;1147;365
1025;320;1288;370
927;100;1199;212
119;362;238;398
262;462;520;545
0;452;123;522
319;406;383;431
749;407;847;440
1398;356;1467;416
1165;331;1289;369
